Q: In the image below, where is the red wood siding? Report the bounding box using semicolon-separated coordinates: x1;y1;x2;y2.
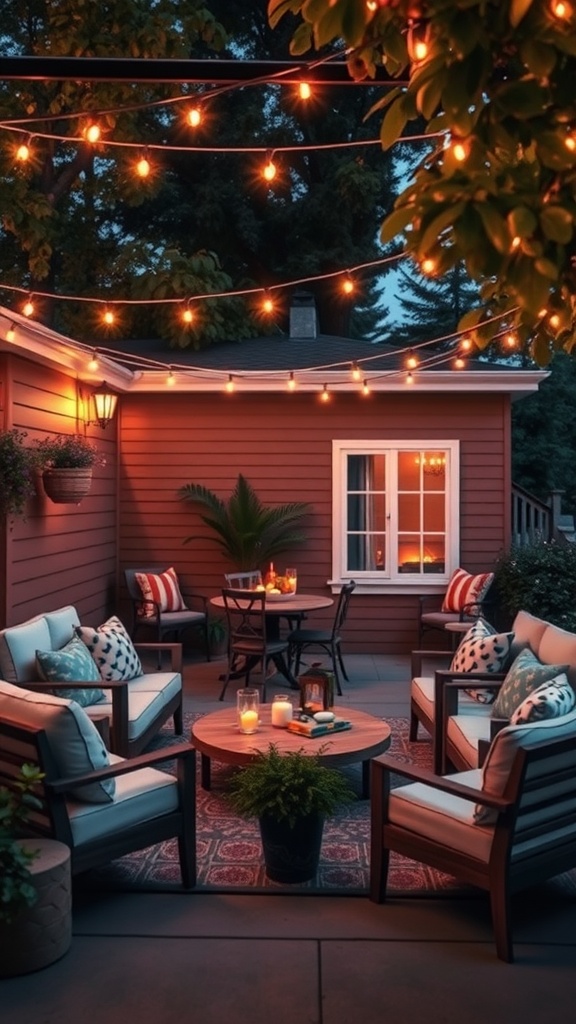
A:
1;353;118;628
118;389;511;654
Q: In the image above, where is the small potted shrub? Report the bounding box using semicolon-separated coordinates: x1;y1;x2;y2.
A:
33;433;104;504
0;428;36;520
226;742;355;883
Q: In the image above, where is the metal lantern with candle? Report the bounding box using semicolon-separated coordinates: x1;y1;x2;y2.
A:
298;663;335;714
237;688;260;734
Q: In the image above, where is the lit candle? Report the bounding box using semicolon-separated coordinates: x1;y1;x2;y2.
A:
271;699;293;728
240;709;259;733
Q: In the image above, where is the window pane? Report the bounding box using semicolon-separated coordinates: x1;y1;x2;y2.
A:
345;453;387;572
398;493;420;531
398;451;420;490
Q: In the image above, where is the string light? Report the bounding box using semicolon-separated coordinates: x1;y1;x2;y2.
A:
102;306;116;326
451;139;468;162
321;383;330;402
549;313;561;330
135;151;151;178
341;275;355;295
226;374;235;393
552;1;572;17
263;152;277;182
84;122;101;144
454;356;466;369
406;351;419;369
504;332;517;348
420;257;436;275
88;349;99;371
6;322;16;342
15;138;30;162
298;82;311;100
261;294;275;315
362;379;370;396
287;371;296;391
186;107;202;128
460;336;473;352
510;235;521;250
350;361;361;381
181;305;194;325
406;371;414;384
167;366;175;386
22;295;35;317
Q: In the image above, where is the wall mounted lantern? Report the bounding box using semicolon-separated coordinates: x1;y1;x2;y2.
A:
88;381;118;429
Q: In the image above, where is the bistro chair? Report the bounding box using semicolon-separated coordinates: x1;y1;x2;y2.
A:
224;570;307;633
219;587;294;702
287;581;356;697
125;566;210;661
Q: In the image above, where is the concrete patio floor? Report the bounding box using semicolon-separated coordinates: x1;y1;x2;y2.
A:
4;651;576;1023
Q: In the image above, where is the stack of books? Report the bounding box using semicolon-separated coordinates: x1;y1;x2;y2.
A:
286;716;352;738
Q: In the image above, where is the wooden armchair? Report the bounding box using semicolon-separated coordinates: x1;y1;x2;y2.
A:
0;713;196;886
370;709;576;961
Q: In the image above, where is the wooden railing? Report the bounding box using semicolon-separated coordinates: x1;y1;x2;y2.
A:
511;485;567;546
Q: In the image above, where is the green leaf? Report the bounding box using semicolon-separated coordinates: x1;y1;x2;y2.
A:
508;206;538;238
379;204;414;244
416;75;444;120
289;21;313;55
380;95;409;150
540;206;574;244
509;0;534;27
420;202;465;255
519;39;557;77
534;257;559;281
268;0;302;30
474;202;510;254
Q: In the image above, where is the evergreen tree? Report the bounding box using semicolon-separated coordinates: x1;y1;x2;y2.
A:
392;262;480;350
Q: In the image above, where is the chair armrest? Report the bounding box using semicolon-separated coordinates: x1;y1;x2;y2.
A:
46;742;195;794
179;589;209;614
133;641;183;673
23;678;130;691
371;753;511;811
418;594;442;614
434;669;505;718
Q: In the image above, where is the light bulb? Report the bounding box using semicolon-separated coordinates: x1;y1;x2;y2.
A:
88;350;99;371
85;123;101;144
321;384;330;402
421;257;436;275
552;1;571;17
186;107;201;127
549;313;561;329
362;380;370;396
102;308;115;326
454;356;466;369
136;155;151;178
406;371;414;384
167;368;175;386
287;372;296;391
22;297;34;317
452;140;468;162
298;82;311;100
504;333;517;348
460;336;472;352
16;141;30;162
262;296;274;314
565;134;576;151
226;375;235;393
351;362;361;381
510;235;521;250
263;156;277;182
406;351;418;369
6;323;16;342
182;307;194;324
342;276;354;295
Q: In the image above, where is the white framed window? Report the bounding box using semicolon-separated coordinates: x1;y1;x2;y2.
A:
332;440;460;591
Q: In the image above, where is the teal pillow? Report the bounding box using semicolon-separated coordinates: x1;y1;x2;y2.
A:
491;649;569;720
36;636;106;707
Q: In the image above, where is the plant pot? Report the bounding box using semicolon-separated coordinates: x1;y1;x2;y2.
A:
259;812;325;883
42;467;93;504
0;839;72;978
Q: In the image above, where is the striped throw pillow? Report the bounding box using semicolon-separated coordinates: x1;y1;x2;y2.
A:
441;567;494;614
135;567;187;619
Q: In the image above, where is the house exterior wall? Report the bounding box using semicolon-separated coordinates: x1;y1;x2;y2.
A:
118;388;511;654
0;353;118;629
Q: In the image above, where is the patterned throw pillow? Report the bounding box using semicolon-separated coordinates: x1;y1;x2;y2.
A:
490;649;569;720
76;616;143;682
448;620;509;704
36;635;106;707
441;567;494;614
510;674;576;724
134;566;187;619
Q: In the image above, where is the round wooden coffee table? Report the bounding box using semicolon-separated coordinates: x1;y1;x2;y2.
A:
191;705;391;799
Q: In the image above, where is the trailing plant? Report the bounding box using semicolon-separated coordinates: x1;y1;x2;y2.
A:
493;540;576;632
33;433;104;469
0;764;45;924
178;473;312;571
225;743;355;828
0;428;36;520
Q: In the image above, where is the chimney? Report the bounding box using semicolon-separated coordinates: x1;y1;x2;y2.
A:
289;291;317;339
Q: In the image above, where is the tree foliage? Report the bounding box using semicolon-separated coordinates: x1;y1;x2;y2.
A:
269;0;576;365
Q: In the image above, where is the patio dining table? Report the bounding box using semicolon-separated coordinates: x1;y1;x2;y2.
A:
209;592;334;688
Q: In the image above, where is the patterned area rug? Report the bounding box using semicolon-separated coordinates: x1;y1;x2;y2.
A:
82;714;576;897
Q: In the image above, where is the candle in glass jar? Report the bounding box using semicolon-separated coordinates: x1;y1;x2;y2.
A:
240;709;259;733
271;696;293;727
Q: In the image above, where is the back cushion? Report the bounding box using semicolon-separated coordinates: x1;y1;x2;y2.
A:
490;649;569;720
0;679;114;803
44;605;80;650
441;568;494;614
474;708;576;823
509;610;549;661
0;617;52;683
538;623;576;687
76;616;143;682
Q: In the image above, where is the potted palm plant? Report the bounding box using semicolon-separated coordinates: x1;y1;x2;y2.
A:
178;473;312;572
33;433;103;504
225;743;354;883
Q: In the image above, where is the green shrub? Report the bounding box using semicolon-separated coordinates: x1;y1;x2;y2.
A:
493;541;576;632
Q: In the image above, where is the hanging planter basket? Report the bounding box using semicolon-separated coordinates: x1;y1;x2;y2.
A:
42;467;93;505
